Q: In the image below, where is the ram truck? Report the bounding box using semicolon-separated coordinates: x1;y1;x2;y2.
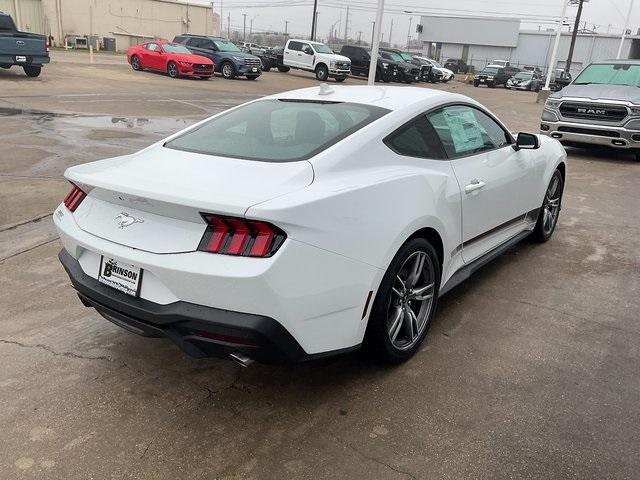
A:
0;11;49;77
540;60;640;161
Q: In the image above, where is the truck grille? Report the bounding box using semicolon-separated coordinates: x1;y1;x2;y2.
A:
335;61;350;70
559;102;628;122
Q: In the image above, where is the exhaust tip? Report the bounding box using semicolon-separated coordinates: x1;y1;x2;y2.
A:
229;352;254;368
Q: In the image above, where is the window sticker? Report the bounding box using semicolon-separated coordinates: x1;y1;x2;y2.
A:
442;108;485;154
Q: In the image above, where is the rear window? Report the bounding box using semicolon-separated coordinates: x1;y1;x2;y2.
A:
165;99;389;162
0;15;16;31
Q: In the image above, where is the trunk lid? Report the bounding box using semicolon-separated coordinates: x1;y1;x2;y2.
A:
66;144;313;253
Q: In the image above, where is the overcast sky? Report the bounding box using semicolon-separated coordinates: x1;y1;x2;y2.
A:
194;0;640;44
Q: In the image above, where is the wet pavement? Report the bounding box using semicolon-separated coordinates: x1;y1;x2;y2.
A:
1;51;639;479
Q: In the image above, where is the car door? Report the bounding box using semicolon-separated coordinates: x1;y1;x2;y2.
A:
142;43;161;70
284;41;301;67
427;104;541;263
299;43;315;69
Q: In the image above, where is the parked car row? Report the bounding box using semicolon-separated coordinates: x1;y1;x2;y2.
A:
473;62;573;92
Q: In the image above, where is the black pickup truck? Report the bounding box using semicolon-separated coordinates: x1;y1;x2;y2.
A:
0;11;49;77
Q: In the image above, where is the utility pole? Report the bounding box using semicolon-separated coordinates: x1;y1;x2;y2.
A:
284;20;289;36
617;0;636;58
544;0;569;90
227;12;230;38
344;6;349;41
357;31;362;44
314;12;319;41
250;14;258;37
371;21;375;46
406;16;413;50
311;0;318;40
389;18;393;47
565;0;585;74
243;13;247;41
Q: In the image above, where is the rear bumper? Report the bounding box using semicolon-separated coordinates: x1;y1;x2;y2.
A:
0;54;49;66
59;249;354;363
540;118;640;149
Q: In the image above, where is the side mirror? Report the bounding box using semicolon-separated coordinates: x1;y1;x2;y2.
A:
513;132;540;151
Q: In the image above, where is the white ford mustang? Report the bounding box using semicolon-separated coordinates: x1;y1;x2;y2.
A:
55;86;566;365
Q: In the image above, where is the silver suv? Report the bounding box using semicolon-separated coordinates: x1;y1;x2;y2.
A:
540;60;640;161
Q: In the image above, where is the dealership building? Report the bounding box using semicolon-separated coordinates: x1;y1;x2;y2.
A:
417;15;640;74
0;0;220;51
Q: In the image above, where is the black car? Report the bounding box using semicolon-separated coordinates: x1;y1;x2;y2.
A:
381;48;432;82
474;66;513;88
444;58;470;74
253;46;289;72
173;34;262;80
339;45;398;82
545;69;572;91
379;50;420;83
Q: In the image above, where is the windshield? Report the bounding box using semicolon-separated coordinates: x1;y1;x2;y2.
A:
385;52;404;63
165;99;389;162
400;52;414;61
429;60;443;68
162;44;192;54
573;63;640;87
311;43;334;54
514;72;533;80
481;67;499;74
213;40;241;52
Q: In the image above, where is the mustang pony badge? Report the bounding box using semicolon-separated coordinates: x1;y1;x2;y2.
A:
115;212;144;229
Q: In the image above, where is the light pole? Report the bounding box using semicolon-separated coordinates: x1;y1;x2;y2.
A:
250;14;258;38
617;0;636;58
544;0;570;91
367;0;385;85
242;13;247;41
407;16;413;50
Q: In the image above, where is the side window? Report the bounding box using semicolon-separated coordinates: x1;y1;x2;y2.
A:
145;43;158;51
427;105;510;157
384;116;445;159
342;46;353;56
301;43;313;54
288;41;301;51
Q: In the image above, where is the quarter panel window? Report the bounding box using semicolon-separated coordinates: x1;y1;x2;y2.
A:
385;116;446;159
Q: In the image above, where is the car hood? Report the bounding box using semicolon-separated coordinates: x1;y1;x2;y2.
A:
220;51;260;60
551;84;640;103
317;53;350;63
167;53;213;64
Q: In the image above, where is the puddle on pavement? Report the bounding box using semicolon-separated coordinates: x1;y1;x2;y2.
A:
0;107;197;134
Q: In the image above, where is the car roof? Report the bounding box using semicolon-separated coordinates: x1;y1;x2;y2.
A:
265;85;469;112
592;59;640;65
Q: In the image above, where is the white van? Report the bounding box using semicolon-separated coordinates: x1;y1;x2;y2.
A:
283;39;351;81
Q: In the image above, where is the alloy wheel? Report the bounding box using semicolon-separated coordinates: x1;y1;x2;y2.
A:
222;63;233;78
131;56;140;70
168;62;178;78
542;174;562;235
386;251;435;350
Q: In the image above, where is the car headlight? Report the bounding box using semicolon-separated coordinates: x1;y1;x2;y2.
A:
382;62;389;69
522;80;531;86
178;61;192;67
545;99;561;110
232;56;245;62
542;109;559;122
629;106;640;116
487;75;494;80
330;60;337;68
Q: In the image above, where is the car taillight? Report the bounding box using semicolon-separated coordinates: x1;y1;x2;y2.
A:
46;39;50;52
63;183;87;212
198;214;285;257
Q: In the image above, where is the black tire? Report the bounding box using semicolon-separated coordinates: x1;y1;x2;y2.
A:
315;64;329;81
246;75;259;80
635;152;640;162
130;55;142;71
277;65;290;72
532;169;564;243
473;81;479;87
167;61;179;78
23;65;41;77
262;66;271;72
334;76;346;83
488;82;495;88
221;61;236;79
364;238;441;364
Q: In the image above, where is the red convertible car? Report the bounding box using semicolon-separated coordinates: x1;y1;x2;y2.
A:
127;41;214;79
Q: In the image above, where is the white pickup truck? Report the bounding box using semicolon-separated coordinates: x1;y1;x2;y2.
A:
283;39;350;82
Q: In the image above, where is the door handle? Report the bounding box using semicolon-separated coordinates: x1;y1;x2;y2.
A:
464;179;486;194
